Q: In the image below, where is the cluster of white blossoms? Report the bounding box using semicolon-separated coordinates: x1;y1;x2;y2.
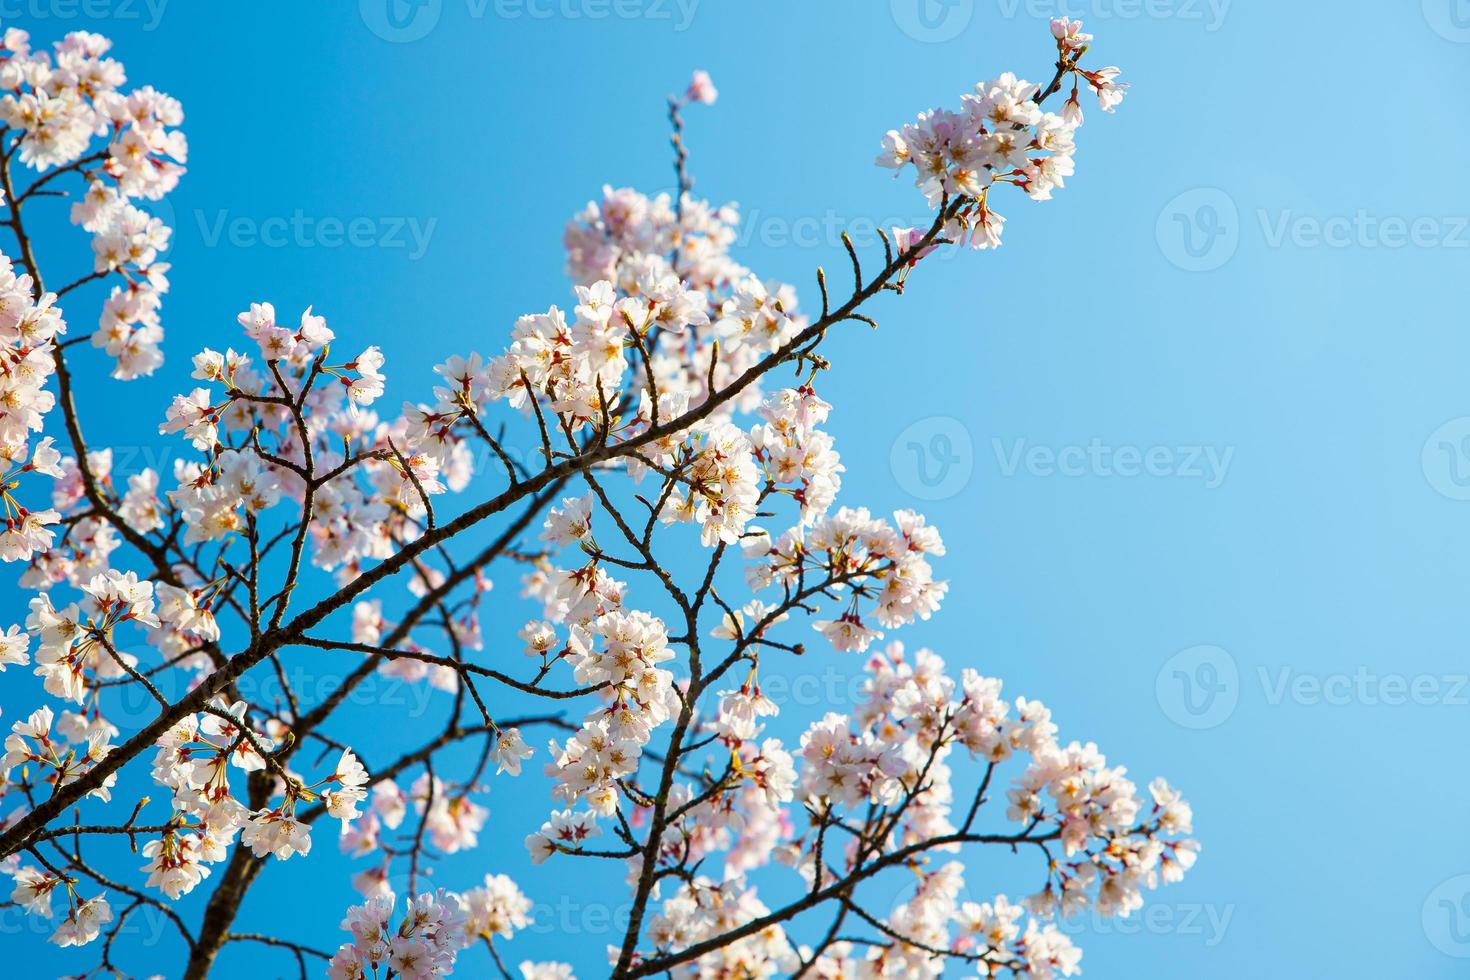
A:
329;890;468;980
546;609;680;815
0;27;184;378
4;706;367;951
0;255;64;560
9;565;225;713
328;882;575;980
876;17;1125;252
2;705;115;946
2;704;114;804
152;302;415;576
8;860;114;947
562;179;803;422
804;877;1083;979
744;505;947;654
609;642;1195;978
0;18;1196;978
143;708;366;887
410;771;490;854
645;879;800;977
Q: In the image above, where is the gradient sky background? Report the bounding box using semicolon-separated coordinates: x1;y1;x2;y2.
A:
5;0;1470;977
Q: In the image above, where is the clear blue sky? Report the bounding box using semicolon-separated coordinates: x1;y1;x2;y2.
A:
7;1;1470;977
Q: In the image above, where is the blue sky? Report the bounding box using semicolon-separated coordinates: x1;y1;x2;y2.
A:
6;0;1470;977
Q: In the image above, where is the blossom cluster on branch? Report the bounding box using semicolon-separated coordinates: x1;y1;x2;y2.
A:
0;16;1191;980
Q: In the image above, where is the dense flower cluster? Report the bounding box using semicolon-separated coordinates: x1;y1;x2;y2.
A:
745;506;947;654
326;878;578;980
561;180;800;422
0;27;183;378
546;608;680;815
876;17;1125;252
8;862;114;947
0;19;1193;980
2;704;115;803
0;256;63;561
603;642;1196;978
328;890;468;980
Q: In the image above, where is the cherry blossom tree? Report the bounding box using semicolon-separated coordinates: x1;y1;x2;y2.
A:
0;16;1193;980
